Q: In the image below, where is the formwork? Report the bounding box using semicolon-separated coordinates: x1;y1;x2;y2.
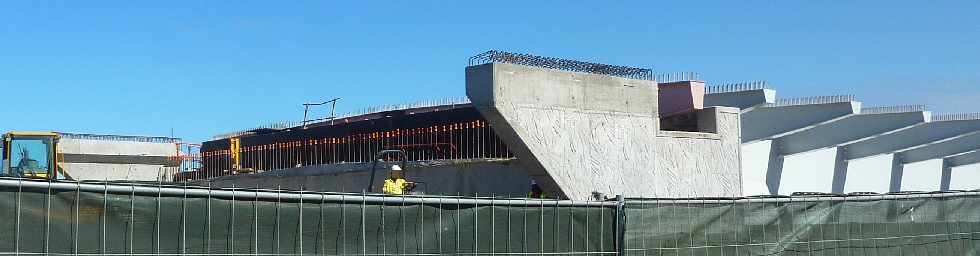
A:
1;177;979;255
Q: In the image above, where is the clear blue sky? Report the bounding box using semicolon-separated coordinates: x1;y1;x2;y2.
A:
1;1;977;143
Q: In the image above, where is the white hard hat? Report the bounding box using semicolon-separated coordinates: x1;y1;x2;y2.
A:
390;165;402;171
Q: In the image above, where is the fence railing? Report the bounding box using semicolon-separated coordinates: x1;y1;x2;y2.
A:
623;193;980;255
0;178;618;255
1;177;979;255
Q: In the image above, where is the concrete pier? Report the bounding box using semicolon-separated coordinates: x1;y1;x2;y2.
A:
466;62;741;200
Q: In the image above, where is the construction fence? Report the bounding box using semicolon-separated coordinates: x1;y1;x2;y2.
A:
0;178;978;255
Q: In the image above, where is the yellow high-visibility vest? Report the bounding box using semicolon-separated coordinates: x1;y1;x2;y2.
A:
383;178;409;195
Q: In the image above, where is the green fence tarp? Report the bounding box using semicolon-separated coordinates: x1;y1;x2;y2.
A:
0;180;615;255
3;179;980;255
624;195;980;255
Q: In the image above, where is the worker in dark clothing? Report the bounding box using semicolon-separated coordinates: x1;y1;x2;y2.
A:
528;180;548;198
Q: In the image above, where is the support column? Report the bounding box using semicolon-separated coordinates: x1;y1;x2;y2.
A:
766;139;784;195
889;154;905;192
940;159;953;191
831;146;849;193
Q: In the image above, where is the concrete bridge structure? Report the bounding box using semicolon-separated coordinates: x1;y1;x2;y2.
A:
706;85;980;195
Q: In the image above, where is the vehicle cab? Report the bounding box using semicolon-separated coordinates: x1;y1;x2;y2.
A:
1;132;63;180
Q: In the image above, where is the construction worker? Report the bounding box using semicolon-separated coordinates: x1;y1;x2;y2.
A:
528;180;548;198
382;165;414;195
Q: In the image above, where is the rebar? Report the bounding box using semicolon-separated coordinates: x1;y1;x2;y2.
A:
468;50;654;81
705;81;771;94
933;112;980;122
766;95;856;107
655;72;701;83
860;105;926;114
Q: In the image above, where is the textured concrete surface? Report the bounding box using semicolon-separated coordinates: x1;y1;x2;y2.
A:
466;63;661;200
58;138;178;181
466;63;741;200
60;163;164;181
200;158;534;196
654;107;742;197
59;138;176;156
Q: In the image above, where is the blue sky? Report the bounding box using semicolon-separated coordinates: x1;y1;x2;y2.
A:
1;1;977;143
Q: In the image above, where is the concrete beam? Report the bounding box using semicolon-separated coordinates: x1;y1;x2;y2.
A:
831;146;849;193
704;89;776;111
741;101;861;143
896;131;980;164
779;111;929;156
842;119;980;160
889;154;904;192
941;159;953;191
945;150;980;167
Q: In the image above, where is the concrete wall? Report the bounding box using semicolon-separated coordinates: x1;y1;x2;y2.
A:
466;63;661;200
740;140;772;196
949;164;980;190
780;148;837;193
466;63;742;200
59;138;178;181
200;159;534;196
742;145;977;195
654;107;742;197
59;139;176;156
842;154;893;193
60;163;164;181
901;159;943;191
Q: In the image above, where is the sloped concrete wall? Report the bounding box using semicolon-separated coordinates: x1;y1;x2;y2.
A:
466;63;745;200
654;107;742;197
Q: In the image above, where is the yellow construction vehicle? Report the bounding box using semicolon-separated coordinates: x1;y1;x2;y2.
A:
1;132;66;180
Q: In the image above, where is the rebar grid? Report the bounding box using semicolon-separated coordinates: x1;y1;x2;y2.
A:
213;97;473;141
468;50;653;81
197;118;513;180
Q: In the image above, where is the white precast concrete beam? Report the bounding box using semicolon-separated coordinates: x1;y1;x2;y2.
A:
742;101;861;143
782;109;927;194
941;151;980;191
842;119;980;160
704;89;776;111
896;131;980;164
778;110;929;156
945;150;980;167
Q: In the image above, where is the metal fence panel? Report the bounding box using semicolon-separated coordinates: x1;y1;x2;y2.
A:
0;178;616;255
623;194;980;255
4;177;980;256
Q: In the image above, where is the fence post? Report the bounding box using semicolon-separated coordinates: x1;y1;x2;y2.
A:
615;195;626;256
